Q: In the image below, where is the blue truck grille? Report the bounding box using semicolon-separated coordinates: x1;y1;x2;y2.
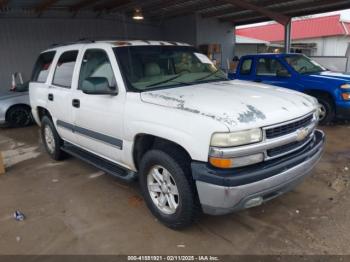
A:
265;114;313;139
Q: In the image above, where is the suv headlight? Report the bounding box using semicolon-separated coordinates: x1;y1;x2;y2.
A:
340;83;350;89
210;128;262;147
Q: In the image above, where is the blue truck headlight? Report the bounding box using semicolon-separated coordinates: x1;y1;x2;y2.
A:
340;83;350;89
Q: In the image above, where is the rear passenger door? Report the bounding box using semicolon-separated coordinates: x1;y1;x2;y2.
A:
255;57;294;89
47;50;79;143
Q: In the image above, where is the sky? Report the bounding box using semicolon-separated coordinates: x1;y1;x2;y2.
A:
237;8;350;28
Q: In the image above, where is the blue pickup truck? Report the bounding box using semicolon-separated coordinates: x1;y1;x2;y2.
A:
230;53;350;124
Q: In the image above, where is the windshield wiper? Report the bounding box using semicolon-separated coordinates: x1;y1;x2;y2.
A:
146;75;185;88
193;70;224;82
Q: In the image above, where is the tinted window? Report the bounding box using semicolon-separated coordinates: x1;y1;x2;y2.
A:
79;49;116;91
53;50;78;88
257;58;288;76
31;51;56;83
240;59;253;75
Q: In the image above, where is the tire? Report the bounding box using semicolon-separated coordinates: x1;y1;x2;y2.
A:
317;96;335;125
6;105;33;127
139;149;200;229
41;116;65;161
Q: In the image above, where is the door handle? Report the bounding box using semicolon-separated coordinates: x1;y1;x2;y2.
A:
72;99;80;108
48;93;54;101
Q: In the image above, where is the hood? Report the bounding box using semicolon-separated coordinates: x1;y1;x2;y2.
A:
0;90;27;101
141;80;317;131
304;71;350;83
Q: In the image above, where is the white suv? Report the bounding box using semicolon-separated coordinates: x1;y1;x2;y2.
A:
29;40;325;229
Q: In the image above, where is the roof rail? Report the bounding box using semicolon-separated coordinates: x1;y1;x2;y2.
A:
49;38;95;48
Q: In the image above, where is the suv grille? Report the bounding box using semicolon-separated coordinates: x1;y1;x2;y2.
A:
265;114;313;139
267;136;312;157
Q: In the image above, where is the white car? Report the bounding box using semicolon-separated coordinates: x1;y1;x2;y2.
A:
0;84;32;127
29;40;325;229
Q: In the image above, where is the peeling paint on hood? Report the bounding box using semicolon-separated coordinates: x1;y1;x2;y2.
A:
238;105;266;123
141;80;317;130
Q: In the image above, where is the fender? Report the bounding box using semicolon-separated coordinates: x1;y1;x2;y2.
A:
126;120;205;162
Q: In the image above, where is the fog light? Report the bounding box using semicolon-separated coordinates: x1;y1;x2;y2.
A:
209;153;264;169
244;197;263;208
342;93;350;100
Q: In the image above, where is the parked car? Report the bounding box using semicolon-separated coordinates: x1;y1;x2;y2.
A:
0;83;33;127
230;53;350;124
29;40;325;229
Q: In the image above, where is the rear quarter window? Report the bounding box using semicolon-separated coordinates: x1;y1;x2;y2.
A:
31;51;56;83
240;58;253;75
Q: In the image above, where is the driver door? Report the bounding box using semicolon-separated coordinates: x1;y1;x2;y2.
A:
71;47;125;164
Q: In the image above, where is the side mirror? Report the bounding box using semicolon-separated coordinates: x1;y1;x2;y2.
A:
81;77;118;95
276;69;291;78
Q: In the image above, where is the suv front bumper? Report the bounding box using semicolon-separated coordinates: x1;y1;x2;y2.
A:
192;130;325;215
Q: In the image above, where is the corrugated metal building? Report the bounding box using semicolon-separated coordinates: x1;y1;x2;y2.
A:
0;18;162;90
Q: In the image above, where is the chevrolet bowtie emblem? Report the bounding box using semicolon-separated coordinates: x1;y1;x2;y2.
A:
296;128;309;142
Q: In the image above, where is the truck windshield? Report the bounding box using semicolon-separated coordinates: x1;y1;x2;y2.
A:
114;46;227;91
284;55;326;74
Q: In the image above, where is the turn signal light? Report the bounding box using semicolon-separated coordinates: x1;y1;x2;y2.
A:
209;157;233;169
342;93;350;100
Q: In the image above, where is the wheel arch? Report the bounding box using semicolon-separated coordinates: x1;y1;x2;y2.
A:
132;133;193;171
36;106;52;121
304;89;335;104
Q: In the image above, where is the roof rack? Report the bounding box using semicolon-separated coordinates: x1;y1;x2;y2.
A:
49;39;95;48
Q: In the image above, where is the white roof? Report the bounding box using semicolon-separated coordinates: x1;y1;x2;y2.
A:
45;40;191;52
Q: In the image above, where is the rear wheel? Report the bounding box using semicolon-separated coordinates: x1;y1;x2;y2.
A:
6;105;33;127
317;97;335;125
41;116;65;160
139;149;200;229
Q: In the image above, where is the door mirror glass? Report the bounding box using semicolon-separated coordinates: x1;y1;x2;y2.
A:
81;77;117;95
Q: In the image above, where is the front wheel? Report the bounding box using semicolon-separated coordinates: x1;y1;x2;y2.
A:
139;149;200;229
317;97;335;125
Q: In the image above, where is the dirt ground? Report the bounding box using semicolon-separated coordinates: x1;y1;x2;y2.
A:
0;123;349;255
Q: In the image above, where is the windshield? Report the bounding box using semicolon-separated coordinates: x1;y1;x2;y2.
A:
114;46;227;91
284;55;326;74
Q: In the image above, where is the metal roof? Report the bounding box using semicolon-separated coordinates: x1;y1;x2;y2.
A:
1;0;350;26
237;14;350;42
